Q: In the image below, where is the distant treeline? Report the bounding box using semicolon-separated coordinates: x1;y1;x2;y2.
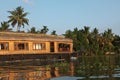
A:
64;26;120;55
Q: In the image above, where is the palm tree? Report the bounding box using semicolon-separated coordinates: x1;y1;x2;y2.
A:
92;28;98;35
0;21;11;31
83;26;90;36
39;26;49;34
82;26;90;44
30;27;36;33
64;30;73;38
90;28;99;41
112;35;120;53
51;30;57;35
101;29;114;53
102;29;114;45
8;6;29;32
89;28;100;55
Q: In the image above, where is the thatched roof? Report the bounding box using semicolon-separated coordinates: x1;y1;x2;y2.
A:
0;32;72;42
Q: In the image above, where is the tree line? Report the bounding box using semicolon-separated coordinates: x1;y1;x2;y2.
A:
64;26;120;55
0;6;120;55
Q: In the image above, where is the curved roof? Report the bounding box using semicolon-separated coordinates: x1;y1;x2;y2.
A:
0;32;72;42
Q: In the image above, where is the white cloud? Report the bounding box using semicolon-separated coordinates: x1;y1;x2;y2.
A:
21;0;32;4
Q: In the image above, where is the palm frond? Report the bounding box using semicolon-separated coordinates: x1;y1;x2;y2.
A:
8;6;29;31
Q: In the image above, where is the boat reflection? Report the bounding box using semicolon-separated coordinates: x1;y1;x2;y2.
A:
0;66;54;80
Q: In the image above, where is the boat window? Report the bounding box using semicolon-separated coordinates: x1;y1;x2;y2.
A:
0;42;9;50
33;43;46;50
50;42;54;52
14;42;29;50
58;43;70;52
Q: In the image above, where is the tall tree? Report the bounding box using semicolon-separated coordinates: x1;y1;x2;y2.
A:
102;29;114;45
92;28;98;35
8;6;29;32
89;28;100;55
82;26;90;45
83;26;90;36
64;30;73;39
112;35;120;53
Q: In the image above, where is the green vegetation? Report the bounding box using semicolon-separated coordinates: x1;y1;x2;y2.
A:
74;54;120;78
54;61;69;74
51;30;57;35
0;21;11;31
38;26;49;34
64;26;120;55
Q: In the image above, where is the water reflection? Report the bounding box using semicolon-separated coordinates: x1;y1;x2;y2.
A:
74;54;120;80
0;59;57;80
0;54;120;80
0;66;51;80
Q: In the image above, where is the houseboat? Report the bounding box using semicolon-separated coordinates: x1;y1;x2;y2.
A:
0;32;73;61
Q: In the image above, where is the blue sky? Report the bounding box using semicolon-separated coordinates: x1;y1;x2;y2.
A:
0;0;120;35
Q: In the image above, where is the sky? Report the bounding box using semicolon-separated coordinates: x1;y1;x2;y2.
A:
0;0;120;35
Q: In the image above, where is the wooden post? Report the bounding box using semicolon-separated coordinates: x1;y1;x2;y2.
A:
54;42;58;53
46;42;50;53
69;62;74;76
70;43;73;53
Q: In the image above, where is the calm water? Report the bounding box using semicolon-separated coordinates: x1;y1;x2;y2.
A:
0;54;120;80
51;54;120;80
73;54;120;80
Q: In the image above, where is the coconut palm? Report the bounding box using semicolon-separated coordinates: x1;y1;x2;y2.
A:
92;28;98;35
39;26;49;34
102;29;114;45
30;27;36;33
51;30;57;35
8;6;29;32
64;29;73;38
83;26;90;36
0;21;11;31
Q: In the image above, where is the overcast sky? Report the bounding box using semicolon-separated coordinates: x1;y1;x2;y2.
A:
0;0;120;35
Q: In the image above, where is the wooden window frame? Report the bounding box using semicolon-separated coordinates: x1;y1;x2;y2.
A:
14;42;29;50
0;42;9;50
58;43;70;52
33;43;46;50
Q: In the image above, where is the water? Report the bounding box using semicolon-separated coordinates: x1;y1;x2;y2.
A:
0;54;120;80
51;54;120;80
73;54;120;80
51;76;85;80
